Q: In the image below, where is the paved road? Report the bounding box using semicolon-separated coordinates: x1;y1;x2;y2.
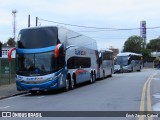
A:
0;69;160;120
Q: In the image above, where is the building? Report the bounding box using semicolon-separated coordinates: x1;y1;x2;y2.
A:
109;48;119;57
1;47;15;59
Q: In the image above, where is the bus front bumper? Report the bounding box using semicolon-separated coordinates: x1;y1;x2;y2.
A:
16;79;59;91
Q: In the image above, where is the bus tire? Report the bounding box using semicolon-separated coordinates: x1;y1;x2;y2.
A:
71;79;75;89
71;74;76;89
64;78;69;92
70;78;75;90
93;73;96;83
90;73;93;83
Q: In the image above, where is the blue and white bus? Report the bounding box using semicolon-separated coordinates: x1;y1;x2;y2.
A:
115;52;142;72
8;26;99;93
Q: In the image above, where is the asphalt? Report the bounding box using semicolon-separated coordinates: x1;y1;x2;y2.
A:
0;68;155;100
0;83;26;100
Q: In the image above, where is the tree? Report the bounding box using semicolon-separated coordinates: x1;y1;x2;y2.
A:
123;35;143;53
141;48;151;60
147;38;160;52
7;37;16;47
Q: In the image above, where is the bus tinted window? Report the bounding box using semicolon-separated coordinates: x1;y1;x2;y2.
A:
102;52;113;60
17;27;58;49
67;57;91;69
116;56;128;66
16;51;65;76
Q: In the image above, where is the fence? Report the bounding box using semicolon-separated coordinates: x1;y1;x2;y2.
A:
0;58;16;85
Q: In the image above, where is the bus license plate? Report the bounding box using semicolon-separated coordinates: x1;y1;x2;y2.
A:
32;88;39;90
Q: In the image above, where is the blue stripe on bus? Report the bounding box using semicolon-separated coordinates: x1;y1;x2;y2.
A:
16;46;56;54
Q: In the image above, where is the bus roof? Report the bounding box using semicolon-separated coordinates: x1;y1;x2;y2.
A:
19;26;98;50
19;26;57;30
99;49;113;53
117;52;142;57
58;27;98;50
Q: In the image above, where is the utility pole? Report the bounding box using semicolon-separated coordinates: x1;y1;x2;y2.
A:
140;21;147;48
28;14;30;27
12;9;17;41
36;17;38;26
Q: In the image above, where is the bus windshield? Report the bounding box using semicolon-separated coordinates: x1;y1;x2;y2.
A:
17;27;59;49
115;56;129;66
16;51;65;76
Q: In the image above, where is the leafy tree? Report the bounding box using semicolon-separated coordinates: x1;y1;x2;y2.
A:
123;35;143;53
141;48;151;60
147;38;160;52
7;37;16;47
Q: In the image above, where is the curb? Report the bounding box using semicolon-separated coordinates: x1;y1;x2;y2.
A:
0;92;28;100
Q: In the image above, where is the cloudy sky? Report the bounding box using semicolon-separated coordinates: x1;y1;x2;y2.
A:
0;0;160;51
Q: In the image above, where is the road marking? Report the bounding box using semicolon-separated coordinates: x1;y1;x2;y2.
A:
139;74;154;120
147;76;152;111
0;106;10;109
139;75;152;111
3;93;30;100
147;75;153;120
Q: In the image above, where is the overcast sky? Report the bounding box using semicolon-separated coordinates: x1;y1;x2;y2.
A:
0;0;160;51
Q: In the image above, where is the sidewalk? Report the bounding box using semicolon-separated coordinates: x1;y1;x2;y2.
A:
0;83;26;99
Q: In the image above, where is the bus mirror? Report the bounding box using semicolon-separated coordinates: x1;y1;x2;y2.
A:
8;47;16;61
55;44;64;58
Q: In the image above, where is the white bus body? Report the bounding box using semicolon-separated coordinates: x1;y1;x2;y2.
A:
115;52;142;72
14;26;99;92
66;46;98;85
99;49;113;79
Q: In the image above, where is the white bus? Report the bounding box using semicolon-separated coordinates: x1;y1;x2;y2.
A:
8;26;99;93
66;46;98;86
115;52;142;72
98;49;113;79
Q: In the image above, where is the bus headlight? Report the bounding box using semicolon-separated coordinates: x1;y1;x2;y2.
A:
16;75;24;82
46;73;62;81
46;77;55;81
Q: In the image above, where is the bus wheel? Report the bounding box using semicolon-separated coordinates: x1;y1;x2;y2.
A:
65;78;69;92
70;78;75;90
93;74;96;83
90;73;93;83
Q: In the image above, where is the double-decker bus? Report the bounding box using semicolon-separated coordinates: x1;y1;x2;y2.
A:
98;49;113;79
115;52;142;72
8;26;99;94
